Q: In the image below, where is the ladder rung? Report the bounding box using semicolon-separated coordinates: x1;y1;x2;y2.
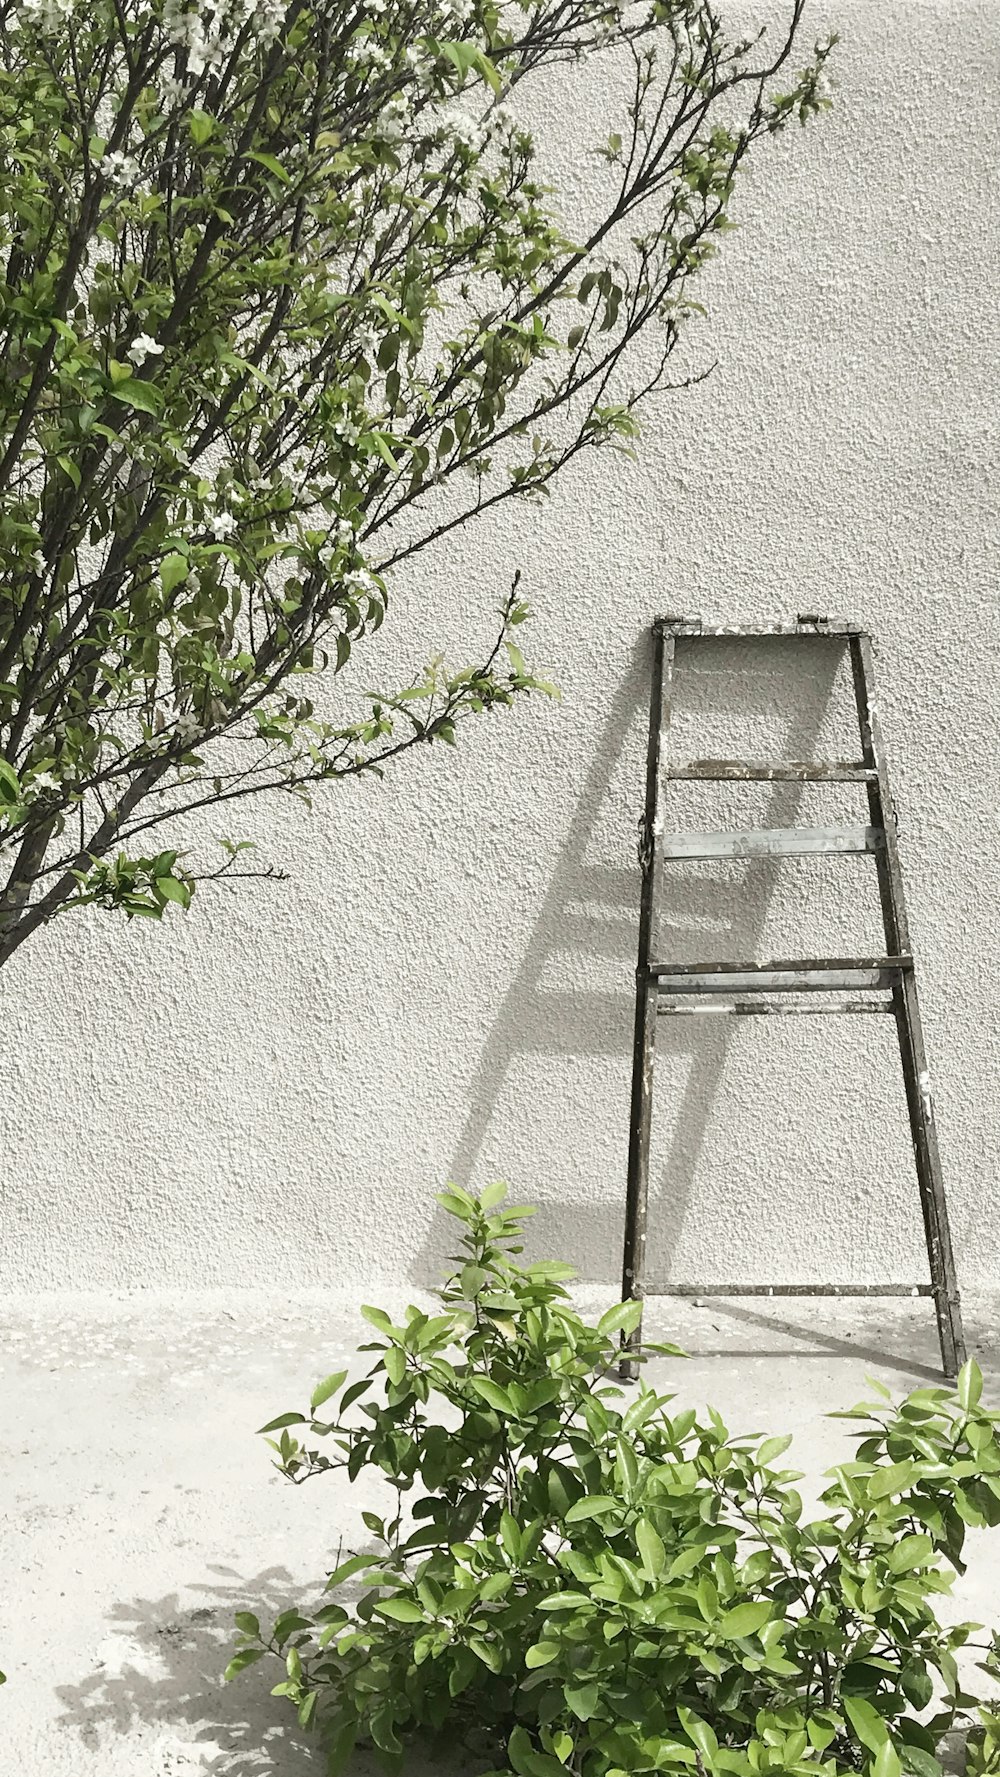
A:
649;954;913;977
668;759;875;783
662;824;881;859
658;617;865;637
657;996;894;1015
651;958;911;996
658;1284;934;1299
655;966;897;994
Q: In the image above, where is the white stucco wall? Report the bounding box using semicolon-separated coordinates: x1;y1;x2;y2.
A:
2;1;997;1294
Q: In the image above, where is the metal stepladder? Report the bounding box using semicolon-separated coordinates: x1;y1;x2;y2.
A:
620;614;965;1380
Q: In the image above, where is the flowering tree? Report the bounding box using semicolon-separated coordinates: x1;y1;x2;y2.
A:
0;0;833;964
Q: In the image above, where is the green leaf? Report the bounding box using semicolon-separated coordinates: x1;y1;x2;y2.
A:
310;1370;348;1412
565;1495;619;1523
875;1739;902;1777
256;1411;307;1433
869;1460;916;1499
899;1747;942;1777
678;1709;718;1762
188;109;215;146
844;1696;890;1754
888;1534;933;1574
525;1641;560;1668
160;552;189;596
326;1720;357;1777
154;877;189;907
233;1611;259;1636
757;1433;793;1467
719;1601;772;1637
479;1182;508;1210
597;1300;643;1339
111;379;163;416
384;1347;407;1386
508;1726;535;1775
470;1634;503;1672
469;1377;513;1413
563;1680;600;1720
635;1517;666;1579
958;1358;983;1411
360;1304;395;1333
223;1646;265;1679
900;1661;934;1710
375;1596;423;1623
247;149;291;183
324;1552;381;1588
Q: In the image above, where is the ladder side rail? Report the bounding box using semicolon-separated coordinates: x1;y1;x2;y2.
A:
621;619;674;1379
849;635;966;1376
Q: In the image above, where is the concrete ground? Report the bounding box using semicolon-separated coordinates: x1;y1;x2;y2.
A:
2;1287;999;1777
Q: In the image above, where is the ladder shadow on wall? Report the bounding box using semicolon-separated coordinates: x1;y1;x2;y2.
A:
420;630;850;1288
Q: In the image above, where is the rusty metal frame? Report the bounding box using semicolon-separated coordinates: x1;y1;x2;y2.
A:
619;614;966;1380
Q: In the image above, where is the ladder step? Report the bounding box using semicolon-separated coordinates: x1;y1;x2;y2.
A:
652;956;911;994
668;758;875;782
649;954;912;976
658;1284;934;1299
658;996;894;1016
659;617;865;637
662;824;882;859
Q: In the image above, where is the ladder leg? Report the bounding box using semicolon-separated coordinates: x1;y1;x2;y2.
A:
621;981;657;1381
620;620;674;1382
893;977;966;1378
849;635;966;1379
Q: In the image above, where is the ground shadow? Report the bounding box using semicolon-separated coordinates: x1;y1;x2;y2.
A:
681;1298;947;1383
54;1565;320;1774
427;628;855;1288
53;1564;491;1776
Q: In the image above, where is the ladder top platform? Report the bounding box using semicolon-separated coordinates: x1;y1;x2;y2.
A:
656;614;867;638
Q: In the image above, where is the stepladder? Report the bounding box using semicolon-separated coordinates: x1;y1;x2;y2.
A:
620;614;965;1381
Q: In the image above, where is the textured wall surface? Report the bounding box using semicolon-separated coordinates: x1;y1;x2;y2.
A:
2;1;998;1292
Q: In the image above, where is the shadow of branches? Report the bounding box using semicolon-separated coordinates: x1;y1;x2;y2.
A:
53;1562;483;1775
54;1565;319;1774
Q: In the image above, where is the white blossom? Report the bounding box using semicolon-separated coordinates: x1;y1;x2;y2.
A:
101;149;140;185
19;0;73;31
127;333;163;367
449;107;484;150
347;568;380;598
354;34;392;71
156;69;191;108
378;92;412;142
209;511;237;540
253;0;285;44
28;770;60;794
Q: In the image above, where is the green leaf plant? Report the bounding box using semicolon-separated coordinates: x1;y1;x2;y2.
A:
0;0;835;963
230;1186;1000;1777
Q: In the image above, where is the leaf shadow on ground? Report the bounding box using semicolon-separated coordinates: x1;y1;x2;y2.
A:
53;1563;479;1776
53;1564;319;1774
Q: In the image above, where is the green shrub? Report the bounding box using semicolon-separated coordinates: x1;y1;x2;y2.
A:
229;1186;1000;1776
